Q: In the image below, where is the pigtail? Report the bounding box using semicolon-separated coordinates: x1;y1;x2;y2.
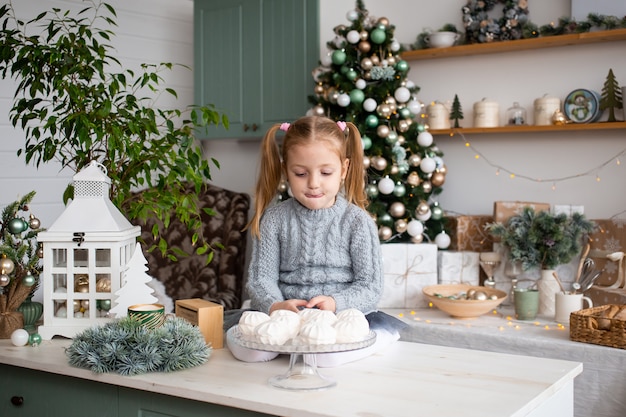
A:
342;121;368;210
247;124;283;238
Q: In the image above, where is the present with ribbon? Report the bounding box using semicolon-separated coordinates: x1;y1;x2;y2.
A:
437;251;480;286
445;215;494;252
378;243;438;309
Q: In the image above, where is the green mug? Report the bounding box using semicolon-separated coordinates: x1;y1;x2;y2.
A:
128;304;165;329
514;289;539;321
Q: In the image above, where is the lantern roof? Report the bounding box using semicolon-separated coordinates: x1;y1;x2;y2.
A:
47;161;136;233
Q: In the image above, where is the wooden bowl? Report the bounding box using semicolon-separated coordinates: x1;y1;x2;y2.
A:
422;284;507;319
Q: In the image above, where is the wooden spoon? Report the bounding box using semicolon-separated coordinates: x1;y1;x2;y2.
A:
575;243;591;283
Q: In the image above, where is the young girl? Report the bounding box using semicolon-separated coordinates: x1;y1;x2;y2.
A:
226;116;405;366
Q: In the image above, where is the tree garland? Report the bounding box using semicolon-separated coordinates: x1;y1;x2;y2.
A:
462;0;529;43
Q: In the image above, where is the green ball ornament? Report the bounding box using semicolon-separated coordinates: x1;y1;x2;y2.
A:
8;218;28;234
366;184;379;198
395;60;409;72
346;69;358;81
417;123;427;133
399;107;411;119
365;114;379;128
22;272;36;287
362;135;372;150
370;28;386;44
331;50;347;65
349;89;365;105
97;299;112;311
340;65;349;74
431;204;444;220
29;333;42;346
379;213;393;226
393;183;406;197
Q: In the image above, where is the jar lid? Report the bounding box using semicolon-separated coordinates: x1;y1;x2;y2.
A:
474;98;499;109
534;94;560;105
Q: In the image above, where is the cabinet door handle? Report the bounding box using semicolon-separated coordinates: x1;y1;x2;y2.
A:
252;124;258;131
11;396;24;406
243;124;249;132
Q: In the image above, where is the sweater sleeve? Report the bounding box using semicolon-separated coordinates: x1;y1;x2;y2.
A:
331;207;384;314
246;208;285;314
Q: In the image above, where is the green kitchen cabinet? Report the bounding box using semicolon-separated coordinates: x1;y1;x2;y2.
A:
0;364;117;417
194;0;319;139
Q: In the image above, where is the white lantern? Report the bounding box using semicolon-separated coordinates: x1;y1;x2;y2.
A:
38;161;141;340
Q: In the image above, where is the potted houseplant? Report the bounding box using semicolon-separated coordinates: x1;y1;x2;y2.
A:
486;207;595;316
0;1;227;262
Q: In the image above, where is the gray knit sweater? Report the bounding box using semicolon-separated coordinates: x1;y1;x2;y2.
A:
247;195;383;315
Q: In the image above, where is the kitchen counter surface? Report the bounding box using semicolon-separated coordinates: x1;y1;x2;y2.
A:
0;337;581;417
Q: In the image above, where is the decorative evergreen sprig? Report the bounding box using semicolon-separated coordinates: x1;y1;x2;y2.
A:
66;316;211;375
486;207;596;271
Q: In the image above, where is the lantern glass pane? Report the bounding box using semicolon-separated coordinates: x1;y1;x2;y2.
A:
74;249;89;267
53;273;67;292
54;301;67;318
96;274;111;293
96;249;111;267
74;274;89;293
52;248;67;267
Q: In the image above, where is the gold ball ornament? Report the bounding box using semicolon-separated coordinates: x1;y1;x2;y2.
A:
386;56;396;66
376;125;390;138
372;156;388;171
397;135;406;146
408;154;422;167
421;181;433;193
96;277;111;292
416;201;430;215
360;30;369;41
552;110;568;125
0;274;10;287
411;235;424;244
407;171;421;186
361;57;373;70
73;300;81;312
390;165;399;175
37;244;44;258
29;214;41;229
312;105;325;117
398;120;410;133
431;171;446;187
377;104;392;119
389;202;406;218
377;17;389;27
314;84;325;96
363;156;371;169
438;165;448;175
378;226;393;241
395;219;408;233
358;41;371;53
0;255;15;275
370;55;380;66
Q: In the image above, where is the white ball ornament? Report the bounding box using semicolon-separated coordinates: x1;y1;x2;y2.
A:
394;87;411;103
416;209;432;222
346;10;358;21
346;30;361;44
417;131;434;147
435;232;451;249
390;39;401;52
11;329;30;347
363;98;377;112
420;157;437;173
337;93;351;107
406;220;424;237
321;53;332;67
378;177;395;195
355;78;367;90
407;99;423;115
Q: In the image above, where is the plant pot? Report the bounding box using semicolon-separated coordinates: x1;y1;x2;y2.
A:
18;296;43;332
537;269;560;318
514;288;539;320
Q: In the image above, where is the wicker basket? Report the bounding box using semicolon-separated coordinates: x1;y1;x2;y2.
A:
570;305;626;349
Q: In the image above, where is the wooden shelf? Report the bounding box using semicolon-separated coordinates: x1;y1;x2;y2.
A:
430;122;626;136
401;28;626;61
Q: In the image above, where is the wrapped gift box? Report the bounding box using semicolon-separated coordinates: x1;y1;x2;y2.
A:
438;251;480;286
588;218;626;287
493;201;551;224
445;215;494;252
378;243;438;309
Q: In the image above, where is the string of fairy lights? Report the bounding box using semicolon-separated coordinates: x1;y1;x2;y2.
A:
451;130;626;190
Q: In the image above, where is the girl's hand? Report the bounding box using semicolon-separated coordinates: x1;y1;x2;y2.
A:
269;299;308;314
306;295;336;312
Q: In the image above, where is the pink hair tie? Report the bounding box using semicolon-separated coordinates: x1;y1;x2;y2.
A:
337;121;347;132
279;122;291;132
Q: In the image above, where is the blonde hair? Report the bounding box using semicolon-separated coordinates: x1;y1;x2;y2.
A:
247;116;367;238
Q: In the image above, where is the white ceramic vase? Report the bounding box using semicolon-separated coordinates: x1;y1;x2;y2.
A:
537;269;560;318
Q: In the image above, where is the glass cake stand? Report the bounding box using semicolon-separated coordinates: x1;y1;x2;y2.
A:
230;327;376;391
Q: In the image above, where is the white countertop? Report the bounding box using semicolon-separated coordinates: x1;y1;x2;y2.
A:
1;338;581;417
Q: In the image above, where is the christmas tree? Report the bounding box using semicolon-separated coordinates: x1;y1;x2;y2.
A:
307;0;450;247
600;68;623;122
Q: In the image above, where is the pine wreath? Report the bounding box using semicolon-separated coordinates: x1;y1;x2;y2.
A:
462;0;529;43
66;316;211;375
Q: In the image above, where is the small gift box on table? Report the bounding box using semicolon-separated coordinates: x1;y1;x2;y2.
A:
588;219;626;287
378;243;438;309
445;215;494;252
493;201;551;224
437;251;480;286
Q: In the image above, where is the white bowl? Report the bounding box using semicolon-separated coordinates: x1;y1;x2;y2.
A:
424;31;459;48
